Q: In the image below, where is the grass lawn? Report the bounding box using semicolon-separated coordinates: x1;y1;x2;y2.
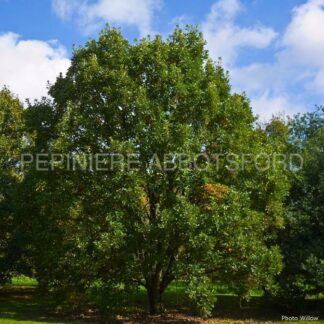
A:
0;277;323;323
0;276;68;324
0;286;62;323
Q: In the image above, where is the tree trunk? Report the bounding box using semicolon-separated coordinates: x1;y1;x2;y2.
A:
148;286;160;315
146;258;175;314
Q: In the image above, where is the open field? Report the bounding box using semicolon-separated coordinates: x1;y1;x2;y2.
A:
0;278;323;324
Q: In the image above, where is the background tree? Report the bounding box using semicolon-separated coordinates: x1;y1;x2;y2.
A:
0;88;24;282
277;107;324;299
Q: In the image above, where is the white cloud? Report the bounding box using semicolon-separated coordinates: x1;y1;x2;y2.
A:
0;32;70;101
52;0;161;36
202;0;324;120
52;0;79;20
202;0;277;66
250;92;305;122
230;62;310;120
230;63;278;93
281;0;324;68
310;70;324;93
278;0;324;94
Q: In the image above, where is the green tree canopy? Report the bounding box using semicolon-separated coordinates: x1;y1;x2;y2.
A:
21;26;288;316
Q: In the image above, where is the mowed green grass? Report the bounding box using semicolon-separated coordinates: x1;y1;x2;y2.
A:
0;277;323;323
10;276;38;287
0;287;63;323
0;276;65;324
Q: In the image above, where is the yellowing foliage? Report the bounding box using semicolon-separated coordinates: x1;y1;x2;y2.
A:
139;194;149;209
202;183;229;202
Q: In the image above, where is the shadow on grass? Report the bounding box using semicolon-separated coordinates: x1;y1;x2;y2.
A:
0;286;71;323
105;284;324;323
212;294;324;322
0;284;323;323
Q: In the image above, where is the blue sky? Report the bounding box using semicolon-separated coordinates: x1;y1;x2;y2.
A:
1;0;323;120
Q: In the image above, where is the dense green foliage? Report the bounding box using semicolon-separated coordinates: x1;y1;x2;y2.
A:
0;89;25;281
277;107;324;299
0;26;323;318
